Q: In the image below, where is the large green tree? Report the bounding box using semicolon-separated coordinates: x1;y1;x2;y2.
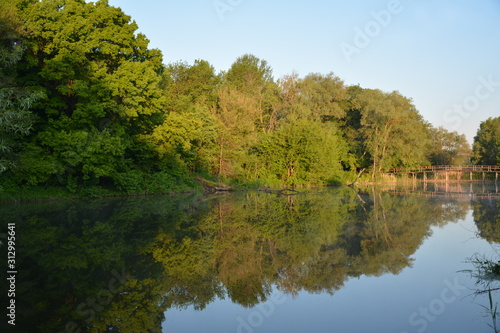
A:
472;117;500;165
252;118;349;185
350;88;430;176
141;60;219;172
214;54;279;177
428;126;471;165
11;0;165;188
276;72;346;123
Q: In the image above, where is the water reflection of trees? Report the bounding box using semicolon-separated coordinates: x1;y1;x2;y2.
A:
0;188;470;332
472;199;500;243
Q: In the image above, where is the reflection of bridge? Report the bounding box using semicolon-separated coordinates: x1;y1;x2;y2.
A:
383;189;500;199
382;182;500;199
383;165;500;182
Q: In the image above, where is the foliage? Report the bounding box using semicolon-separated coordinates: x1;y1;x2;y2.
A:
0;0;45;172
428;126;471;165
0;0;483;197
252;118;348;185
155;60;219;171
212;54;279;178
5;0;167;192
473;117;500;165
353;89;431;176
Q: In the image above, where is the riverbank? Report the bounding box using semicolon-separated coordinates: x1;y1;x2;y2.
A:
8;172;497;203
0;182;200;204
0;176;345;203
0;176;261;203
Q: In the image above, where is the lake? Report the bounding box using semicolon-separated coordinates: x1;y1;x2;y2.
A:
1;184;499;333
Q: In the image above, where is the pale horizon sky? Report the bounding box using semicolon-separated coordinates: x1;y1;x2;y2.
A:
108;0;500;144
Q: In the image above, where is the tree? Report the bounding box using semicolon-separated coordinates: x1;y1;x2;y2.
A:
11;0;165;187
224;54;274;94
296;72;346;121
0;0;44;173
222;54;278;133
338;85;366;169
163;59;219;109
428;127;471;165
472;117;500;165
353;89;430;176
213;54;279;177
263;72;353;182
276;72;346;123
253;118;349;185
141;60;219;172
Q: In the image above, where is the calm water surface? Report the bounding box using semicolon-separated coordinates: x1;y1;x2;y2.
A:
1;184;499;333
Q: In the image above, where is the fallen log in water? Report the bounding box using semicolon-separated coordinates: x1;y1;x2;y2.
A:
348;168;366;186
258;188;301;195
195;177;234;192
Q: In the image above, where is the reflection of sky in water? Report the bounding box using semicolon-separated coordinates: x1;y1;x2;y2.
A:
164;212;497;333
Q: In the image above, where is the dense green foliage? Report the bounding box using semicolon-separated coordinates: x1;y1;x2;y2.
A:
473;117;500;165
428;126;471;165
0;0;479;196
0;1;45;173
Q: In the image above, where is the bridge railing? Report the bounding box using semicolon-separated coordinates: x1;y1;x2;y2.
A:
385;165;500;174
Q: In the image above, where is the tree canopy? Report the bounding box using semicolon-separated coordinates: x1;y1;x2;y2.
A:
472;117;500;165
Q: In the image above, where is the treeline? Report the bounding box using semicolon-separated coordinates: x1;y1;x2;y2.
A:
0;0;473;195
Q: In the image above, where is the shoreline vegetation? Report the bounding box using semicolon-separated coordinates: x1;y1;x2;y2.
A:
1;1;499;204
2;176;500;203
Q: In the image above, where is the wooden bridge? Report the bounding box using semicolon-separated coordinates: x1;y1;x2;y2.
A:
382;165;500;182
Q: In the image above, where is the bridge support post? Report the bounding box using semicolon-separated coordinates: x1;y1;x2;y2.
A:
496;172;498;184
445;172;449;183
483;172;486;183
470;172;473;181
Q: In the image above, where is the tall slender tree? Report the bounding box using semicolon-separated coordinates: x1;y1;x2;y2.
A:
214;54;278;177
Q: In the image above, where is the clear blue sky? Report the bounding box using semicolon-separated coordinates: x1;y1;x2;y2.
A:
108;0;500;144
